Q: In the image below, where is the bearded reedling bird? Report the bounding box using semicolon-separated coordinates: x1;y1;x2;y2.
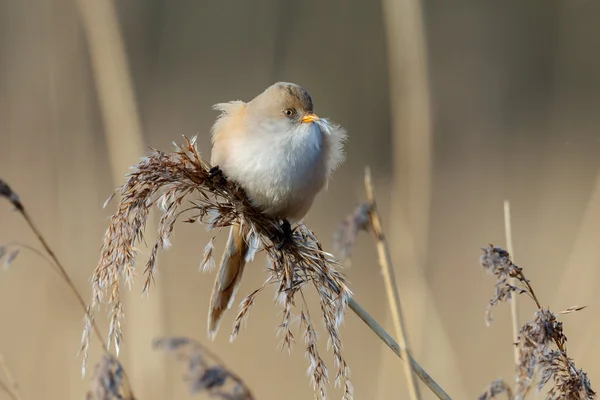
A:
207;82;347;337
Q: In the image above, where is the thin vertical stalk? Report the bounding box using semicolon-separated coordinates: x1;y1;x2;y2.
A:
0;381;17;400
382;0;433;260
503;200;519;366
0;179;135;399
364;167;421;400
0;355;24;400
73;1;166;397
73;0;144;182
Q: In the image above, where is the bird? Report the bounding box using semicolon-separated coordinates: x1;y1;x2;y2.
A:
207;82;347;338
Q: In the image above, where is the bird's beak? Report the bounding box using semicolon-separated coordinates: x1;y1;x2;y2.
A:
301;113;320;123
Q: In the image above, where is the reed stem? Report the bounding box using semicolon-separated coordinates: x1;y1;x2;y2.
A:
362;167;422;400
503;200;519;366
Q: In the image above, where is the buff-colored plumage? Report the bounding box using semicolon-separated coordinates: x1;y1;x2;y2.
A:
207;82;347;337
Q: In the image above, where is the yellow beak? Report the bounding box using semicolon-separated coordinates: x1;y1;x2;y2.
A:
301;113;320;123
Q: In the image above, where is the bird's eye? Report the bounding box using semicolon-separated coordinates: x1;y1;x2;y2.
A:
284;109;295;117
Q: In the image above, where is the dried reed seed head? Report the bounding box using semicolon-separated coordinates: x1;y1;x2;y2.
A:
86;355;131;400
514;308;586;397
480;245;521;277
333;203;371;263
478;379;513;400
538;351;595;400
89;137;352;400
479;245;596;399
0;179;23;211
153;336;253;399
480;245;527;325
192;367;227;392
200;237;217;272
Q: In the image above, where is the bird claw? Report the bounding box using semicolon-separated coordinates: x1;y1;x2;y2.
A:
208;166;223;179
208;166;228;188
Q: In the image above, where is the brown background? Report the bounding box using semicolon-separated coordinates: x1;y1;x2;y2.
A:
1;0;599;399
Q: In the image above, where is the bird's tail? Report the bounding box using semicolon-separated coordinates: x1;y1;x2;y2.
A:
208;222;248;338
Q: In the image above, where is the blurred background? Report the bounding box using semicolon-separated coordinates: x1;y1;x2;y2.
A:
1;0;600;399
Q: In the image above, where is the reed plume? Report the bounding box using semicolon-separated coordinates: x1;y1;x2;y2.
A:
85;136;353;400
153;336;254;399
479;245;595;400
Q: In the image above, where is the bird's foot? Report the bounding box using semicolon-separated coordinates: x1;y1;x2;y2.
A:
274;219;294;250
208;165;223;179
208;166;227;186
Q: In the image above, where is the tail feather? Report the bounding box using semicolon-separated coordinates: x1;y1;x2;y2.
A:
208;223;248;338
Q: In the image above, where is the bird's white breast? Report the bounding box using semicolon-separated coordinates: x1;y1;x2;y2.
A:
220;121;328;221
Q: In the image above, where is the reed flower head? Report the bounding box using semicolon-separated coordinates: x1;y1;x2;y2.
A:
86;355;132;400
84;136;353;400
479;245;595;400
153;336;253;399
333;203;371;265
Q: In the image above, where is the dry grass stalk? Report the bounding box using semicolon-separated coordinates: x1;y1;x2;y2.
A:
334;175;450;400
479;245;595;400
88;136;353;400
153;336;253;399
0;354;24;400
0;241;59;274
0;178;135;396
362;167;421;399
74;0;166;395
346;297;451;400
86;355;134;400
0;381;16;400
503;200;520;367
